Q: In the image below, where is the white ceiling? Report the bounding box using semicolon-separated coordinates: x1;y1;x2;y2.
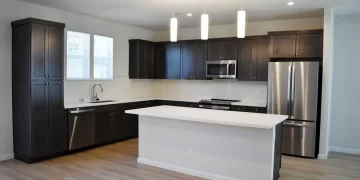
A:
19;0;359;30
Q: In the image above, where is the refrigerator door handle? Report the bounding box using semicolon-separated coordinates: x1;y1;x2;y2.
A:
291;66;296;117
287;66;292;118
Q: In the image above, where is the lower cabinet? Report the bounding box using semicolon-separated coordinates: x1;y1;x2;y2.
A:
231;105;267;113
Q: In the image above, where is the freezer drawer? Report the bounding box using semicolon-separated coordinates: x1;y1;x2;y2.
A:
282;120;316;157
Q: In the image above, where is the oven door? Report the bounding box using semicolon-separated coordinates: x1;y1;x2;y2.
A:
206;60;237;78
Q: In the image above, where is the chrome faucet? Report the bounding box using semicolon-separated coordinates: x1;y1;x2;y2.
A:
92;83;104;101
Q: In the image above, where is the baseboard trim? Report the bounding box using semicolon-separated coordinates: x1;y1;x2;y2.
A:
317;153;328;160
0;153;14;162
137;158;239;180
330;147;360;155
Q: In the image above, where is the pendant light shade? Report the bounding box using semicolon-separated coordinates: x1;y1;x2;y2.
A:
201;14;209;40
170;17;178;42
237;10;246;38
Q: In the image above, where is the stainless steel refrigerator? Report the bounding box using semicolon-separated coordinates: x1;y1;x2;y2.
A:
267;61;320;158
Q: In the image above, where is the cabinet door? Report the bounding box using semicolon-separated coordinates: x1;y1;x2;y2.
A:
47;81;66;154
296;34;323;58
181;43;194;79
194;42;207;79
254;38;270;81
95;112;112;144
144;43;155;78
155;43;167;79
248;107;267;113
238;39;254;81
207;41;221;60
221;40;238;60
111;111;127;140
166;44;181;79
269;35;297;58
137;42;147;78
48;27;63;80
31;81;49;158
124;113;138;138
31;24;48;80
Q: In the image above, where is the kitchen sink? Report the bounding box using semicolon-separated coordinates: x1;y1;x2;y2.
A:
89;100;116;103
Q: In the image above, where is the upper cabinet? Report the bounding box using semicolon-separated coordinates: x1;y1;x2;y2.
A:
166;43;181;79
129;40;155;79
238;36;270;81
269;30;323;59
181;41;207;80
30;24;64;80
208;39;237;60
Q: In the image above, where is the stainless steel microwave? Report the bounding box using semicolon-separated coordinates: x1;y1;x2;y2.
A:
206;60;237;79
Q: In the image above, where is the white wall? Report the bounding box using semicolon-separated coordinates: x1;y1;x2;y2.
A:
0;0;155;160
329;13;360;154
154;17;324;41
318;8;334;159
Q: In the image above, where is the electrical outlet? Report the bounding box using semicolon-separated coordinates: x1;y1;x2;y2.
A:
188;147;193;155
78;98;85;103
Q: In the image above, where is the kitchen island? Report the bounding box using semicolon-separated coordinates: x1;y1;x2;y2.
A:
126;106;287;180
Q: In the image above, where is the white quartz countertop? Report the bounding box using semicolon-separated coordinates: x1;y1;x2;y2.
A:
64;97;266;109
126;106;287;129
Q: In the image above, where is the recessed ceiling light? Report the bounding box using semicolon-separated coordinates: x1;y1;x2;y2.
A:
288;1;294;6
187;13;193;17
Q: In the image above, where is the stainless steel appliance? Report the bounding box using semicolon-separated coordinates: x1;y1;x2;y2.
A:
68;108;96;151
267;61;320;158
199;99;240;110
206;60;237;79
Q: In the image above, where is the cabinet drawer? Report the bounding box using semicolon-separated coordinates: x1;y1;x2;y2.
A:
231;106;248;112
248;107;267;113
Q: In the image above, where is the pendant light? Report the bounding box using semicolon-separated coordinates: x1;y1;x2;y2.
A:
237;5;246;38
201;8;209;40
170;13;178;42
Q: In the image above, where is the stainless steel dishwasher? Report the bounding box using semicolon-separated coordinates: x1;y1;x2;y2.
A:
68;108;96;151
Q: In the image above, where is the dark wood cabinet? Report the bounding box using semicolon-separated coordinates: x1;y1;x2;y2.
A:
111;111;127;140
31;24;64;80
166;43;181;79
238;39;254;81
47;81;66;155
254;38;270;81
12;18;66;163
269;35;296;58
48;27;64;80
238;36;269;81
181;41;207;80
208;39;237;60
296;34;323;58
231;105;248;112
30;81;49;159
248;107;267;113
269;30;323;58
129;40;155;79
95;112;113;144
154;43;167;79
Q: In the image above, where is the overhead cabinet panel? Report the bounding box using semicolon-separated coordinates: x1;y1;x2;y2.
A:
31;24;48;80
166;43;181;79
296;34;323;58
269;35;297;58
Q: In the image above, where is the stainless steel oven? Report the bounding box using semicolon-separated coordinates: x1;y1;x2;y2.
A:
206;60;237;79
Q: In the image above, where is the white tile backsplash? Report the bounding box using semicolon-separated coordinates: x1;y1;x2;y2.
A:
64;77;153;104
64;78;268;104
151;80;268;101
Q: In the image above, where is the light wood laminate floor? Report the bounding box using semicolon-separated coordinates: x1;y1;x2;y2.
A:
0;139;359;180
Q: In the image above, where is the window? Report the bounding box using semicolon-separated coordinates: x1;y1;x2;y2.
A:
66;31;90;79
94;35;113;79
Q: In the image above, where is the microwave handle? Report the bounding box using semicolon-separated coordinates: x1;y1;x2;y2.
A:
227;64;229;75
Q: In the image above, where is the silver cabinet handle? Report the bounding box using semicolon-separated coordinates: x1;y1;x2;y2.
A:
283;122;312;127
287;66;292;118
291;66;295;117
70;109;95;114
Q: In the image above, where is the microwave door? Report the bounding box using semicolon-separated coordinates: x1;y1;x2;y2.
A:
207;63;227;78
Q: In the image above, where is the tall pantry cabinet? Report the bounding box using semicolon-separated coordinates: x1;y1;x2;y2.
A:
12;18;66;163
